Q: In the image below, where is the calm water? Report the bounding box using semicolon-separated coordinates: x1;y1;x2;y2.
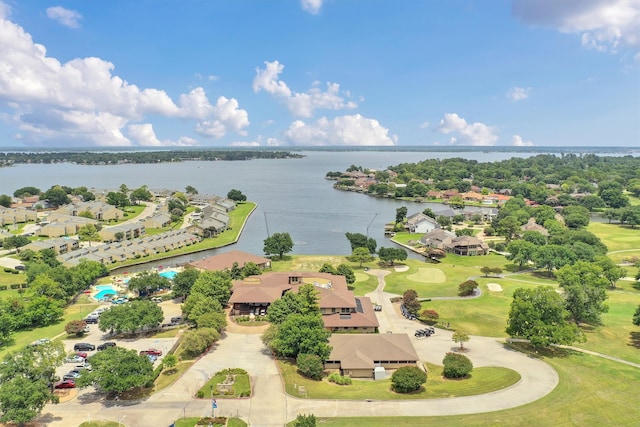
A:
0;149;607;268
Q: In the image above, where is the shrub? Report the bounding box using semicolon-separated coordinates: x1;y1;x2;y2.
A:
297;353;324;380
10;284;20;289
442;352;473;378
421;309;439;323
294;414;317;427
494;242;506;252
328;372;352;385
65;319;87;337
391;366;427;393
458;280;478;297
196;390;205;398
0;285;7;291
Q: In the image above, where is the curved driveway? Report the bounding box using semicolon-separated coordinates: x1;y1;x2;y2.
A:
39;269;559;426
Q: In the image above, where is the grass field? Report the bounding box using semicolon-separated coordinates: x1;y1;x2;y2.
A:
588;222;640;262
154;361;193;392
175;418;246;427
0;302;98;358
197;371;251;398
306;347;640;427
279;360;520;400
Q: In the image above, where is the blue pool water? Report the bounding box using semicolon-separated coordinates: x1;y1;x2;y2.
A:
94;285;117;300
159;271;177;280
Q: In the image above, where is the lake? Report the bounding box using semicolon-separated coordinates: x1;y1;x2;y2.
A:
0;149;614;268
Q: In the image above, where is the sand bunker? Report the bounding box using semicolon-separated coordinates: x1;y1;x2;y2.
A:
487;283;503;292
407;267;446;283
395;265;410;272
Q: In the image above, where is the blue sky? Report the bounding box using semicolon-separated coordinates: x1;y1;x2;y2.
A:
0;0;638;148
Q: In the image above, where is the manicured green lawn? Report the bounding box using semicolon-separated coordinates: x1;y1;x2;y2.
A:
279;360;520;400
154;361;194;392
197;371;251;398
572;291;640;364
0;302;98;358
307;347;640;427
384;254;507;298
588;222;640;253
79;421;121;427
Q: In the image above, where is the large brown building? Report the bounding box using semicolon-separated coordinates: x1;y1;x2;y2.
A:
228;271;379;333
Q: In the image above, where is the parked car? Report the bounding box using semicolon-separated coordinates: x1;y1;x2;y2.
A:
14;264;26;271
28;338;51;347
63;372;81;381
146;354;158;362
64;355;85;364
374;305;382;312
84;316;99;324
75;351;88;359
140;348;162;356
83;325;91;333
97;342;116;351
54;380;76;389
74;343;96;351
170;316;183;323
74;363;92;371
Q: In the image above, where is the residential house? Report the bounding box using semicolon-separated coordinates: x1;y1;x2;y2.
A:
99;223;145;242
0;207;37;224
420;230;489;256
521;218;549;236
324;334;419;378
405;213;440;234
23;238;79;254
461;191;483;203
143;213;172;229
56;201;124;221
228;271;379;333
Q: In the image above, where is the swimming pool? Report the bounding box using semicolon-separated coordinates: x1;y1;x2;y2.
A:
94;285;117;300
159;270;177;280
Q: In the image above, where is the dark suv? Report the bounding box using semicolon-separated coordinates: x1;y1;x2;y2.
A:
97;342;116;351
74;343;96;351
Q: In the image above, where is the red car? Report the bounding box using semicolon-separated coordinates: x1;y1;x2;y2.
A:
140;348;162;356
76;352;88;359
54;380;76;389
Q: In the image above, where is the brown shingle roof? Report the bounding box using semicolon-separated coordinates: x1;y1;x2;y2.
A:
327;334;419;369
189;250;271;271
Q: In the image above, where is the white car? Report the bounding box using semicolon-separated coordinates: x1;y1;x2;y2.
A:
64;355;85;364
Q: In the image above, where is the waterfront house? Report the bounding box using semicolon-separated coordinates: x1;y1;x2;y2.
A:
405;213;440;234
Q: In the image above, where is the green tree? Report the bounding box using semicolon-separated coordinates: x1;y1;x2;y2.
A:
442;352;473;378
242;262;262;277
458;280;478;297
195;311;227;332
180;328;220;357
634;305;640;326
318;263;337;274
182;294;224;323
98;300;164;335
127;271;171;296
0;376;52;425
267;292;303;324
105;191;129;208
185;185;198;195
452;330;470;350
296;353;324;380
26;275;66;301
25;296;64;327
336;264;355;285
346;247;375;267
13;187;40;198
422;208;436;219
0;195;11;208
130;186;153;204
506;240;537;269
77;347;153;395
532;244;577;274
595;256;626;289
162;354;178;373
522;230;547;246
378;247;407;266
557;261;609;325
506;286;582;347
263;232;294;260
2;235;30;251
78;223;101;247
42;186;70;207
227;189;247;202
436;215;451;228
391;366;427;393
294;414;317;427
395;206;408;225
497;216;520;241
271;314;331;360
345;232;377;254
190;270;233;306
172;267;200;298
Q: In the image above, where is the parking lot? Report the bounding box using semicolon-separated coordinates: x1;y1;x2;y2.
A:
57;300;182;386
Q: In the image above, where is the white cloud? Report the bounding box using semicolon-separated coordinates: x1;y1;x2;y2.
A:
283;114;397;146
512;0;640;54
301;0;323;15
128;123;199;146
0;1;10;19
253;60;357;117
46;6;82;29
507;86;532;100
0;13;249;145
229;136;283;147
419;121;430;129
510;134;535;146
435;113;499;146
